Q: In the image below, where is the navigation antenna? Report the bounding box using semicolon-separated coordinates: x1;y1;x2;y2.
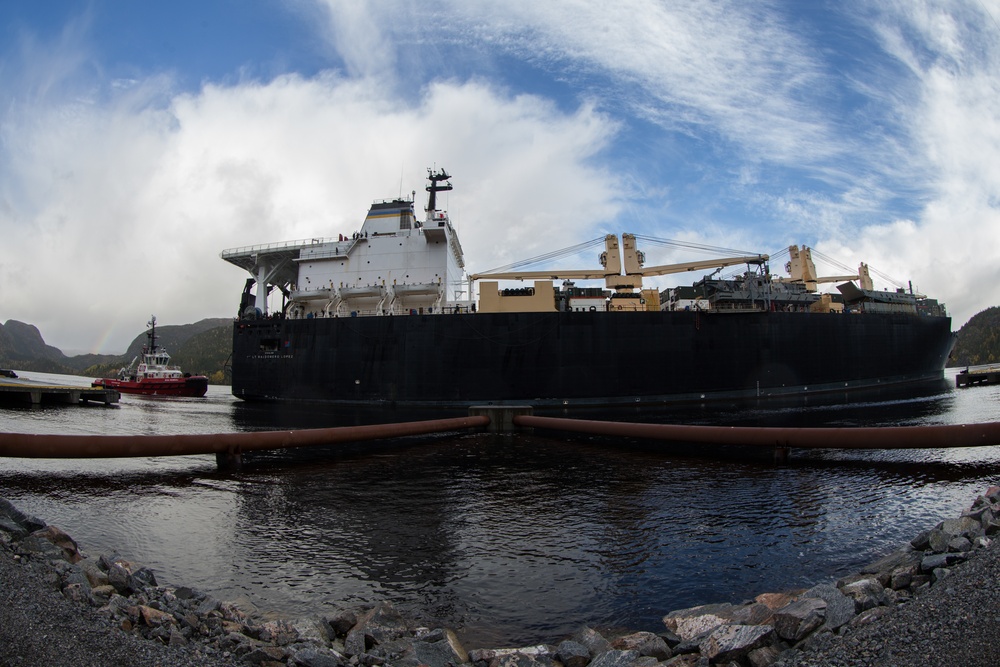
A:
425;168;452;215
146;315;159;353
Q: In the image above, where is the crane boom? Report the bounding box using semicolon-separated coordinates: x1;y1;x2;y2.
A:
619;233;767;276
468;268;617;281
632;255;769;276
472;233;768;288
471;234;624;284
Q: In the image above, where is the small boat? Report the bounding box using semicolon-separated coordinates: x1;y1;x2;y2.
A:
93;316;208;397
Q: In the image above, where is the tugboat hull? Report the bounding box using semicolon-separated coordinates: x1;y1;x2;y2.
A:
94;376;209;397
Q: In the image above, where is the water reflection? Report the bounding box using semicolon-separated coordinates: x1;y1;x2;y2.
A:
213;431;1000;646
1;371;999;647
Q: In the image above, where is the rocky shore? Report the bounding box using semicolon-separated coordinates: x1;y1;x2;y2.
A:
3;488;1000;667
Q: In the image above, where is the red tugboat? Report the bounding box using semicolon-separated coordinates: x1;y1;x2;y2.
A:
93;316;209;397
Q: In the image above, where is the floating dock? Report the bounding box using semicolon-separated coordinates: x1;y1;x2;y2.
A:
0;376;119;406
955;367;1000;388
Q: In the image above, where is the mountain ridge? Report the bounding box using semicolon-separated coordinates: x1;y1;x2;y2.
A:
948;306;1000;368
0;318;232;383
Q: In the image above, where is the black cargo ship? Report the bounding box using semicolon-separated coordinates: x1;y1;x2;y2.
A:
222;169;955;409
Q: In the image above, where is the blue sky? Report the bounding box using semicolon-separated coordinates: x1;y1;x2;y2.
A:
2;0;999;354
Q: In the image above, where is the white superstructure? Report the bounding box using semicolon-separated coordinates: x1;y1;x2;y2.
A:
221;169;474;318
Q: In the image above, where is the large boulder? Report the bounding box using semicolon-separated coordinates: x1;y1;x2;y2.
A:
773;597;826;642
663;602;736;641
927;528;952;553
920;551;968;573
0;499;45;537
556;640;591;667
19;531;68;563
748;644;783;667
287;646;348;667
573;626;613;655
801;584;855;631
258;619;300;646
138;604;177;628
839;578;889;612
411;628;468;667
324;609;357;637
468;645;556;667
939;516;983;541
344;602;409;654
611;631;671;660
755;592;799;610
858;549;922;587
589;649;640;667
731;602;776;625
30;525;82;563
698;624;773;663
77;556;111;588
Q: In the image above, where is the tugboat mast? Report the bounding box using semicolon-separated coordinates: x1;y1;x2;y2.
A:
146;315;158;353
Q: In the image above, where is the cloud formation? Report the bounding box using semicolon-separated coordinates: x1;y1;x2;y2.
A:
1;1;999;354
1;58;618;352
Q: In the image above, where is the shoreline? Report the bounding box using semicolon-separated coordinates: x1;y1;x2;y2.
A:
3;486;1000;666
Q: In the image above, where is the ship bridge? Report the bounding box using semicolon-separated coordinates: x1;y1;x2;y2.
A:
220;168;469;318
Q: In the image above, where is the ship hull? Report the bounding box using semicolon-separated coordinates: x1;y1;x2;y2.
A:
231;311;955;409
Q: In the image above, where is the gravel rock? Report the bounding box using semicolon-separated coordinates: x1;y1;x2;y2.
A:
0;544;241;667
775;536;1000;667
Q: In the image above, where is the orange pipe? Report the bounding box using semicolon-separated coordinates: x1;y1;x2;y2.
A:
0;416;490;459
513;415;1000;449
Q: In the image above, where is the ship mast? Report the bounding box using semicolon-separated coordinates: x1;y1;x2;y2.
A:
146;315;158;354
424;168;452;222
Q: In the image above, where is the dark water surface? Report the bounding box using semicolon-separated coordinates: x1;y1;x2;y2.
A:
1;369;999;648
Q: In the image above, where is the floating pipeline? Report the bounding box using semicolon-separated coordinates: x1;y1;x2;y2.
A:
513;415;1000;462
0;415;490;470
6;413;1000;469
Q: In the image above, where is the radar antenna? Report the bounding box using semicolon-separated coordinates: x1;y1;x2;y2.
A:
425;168;453;214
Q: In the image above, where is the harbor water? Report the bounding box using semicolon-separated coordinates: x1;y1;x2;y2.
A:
1;369;999;648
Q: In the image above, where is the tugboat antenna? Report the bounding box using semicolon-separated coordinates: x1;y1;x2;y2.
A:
147;315;158;352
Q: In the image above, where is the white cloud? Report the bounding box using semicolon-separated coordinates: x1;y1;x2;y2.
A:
312;0;399;80
837;0;1000;327
4;0;1000;361
1;67;619;353
354;0;839;164
311;0;979;298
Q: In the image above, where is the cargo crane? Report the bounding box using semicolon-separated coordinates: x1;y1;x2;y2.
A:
471;234;768;287
774;245;873;292
471;234;769;313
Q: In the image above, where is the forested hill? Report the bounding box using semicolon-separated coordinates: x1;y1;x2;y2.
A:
0;318;233;383
949;306;1000;368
